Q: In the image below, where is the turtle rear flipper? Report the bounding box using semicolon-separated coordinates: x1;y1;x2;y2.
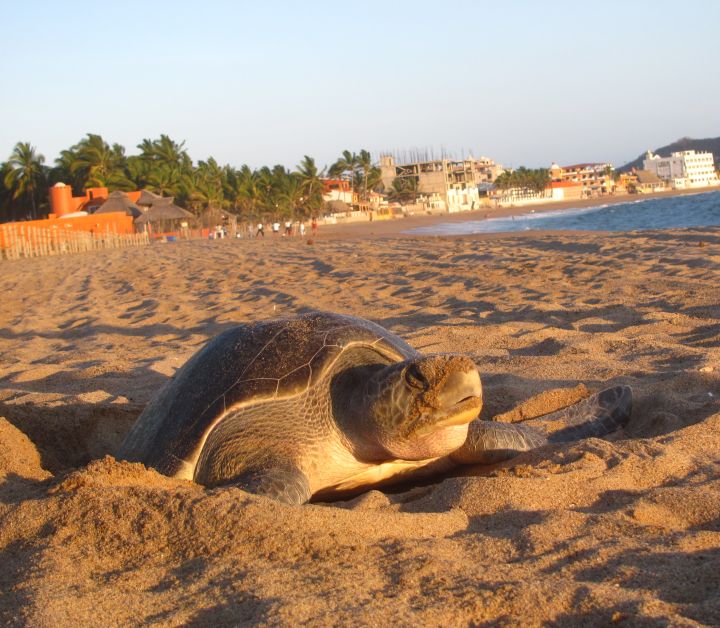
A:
526;385;632;443
229;460;312;505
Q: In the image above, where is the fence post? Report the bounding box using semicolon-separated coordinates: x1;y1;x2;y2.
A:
0;221;152;262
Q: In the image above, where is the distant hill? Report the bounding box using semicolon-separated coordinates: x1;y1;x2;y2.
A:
619;136;720;172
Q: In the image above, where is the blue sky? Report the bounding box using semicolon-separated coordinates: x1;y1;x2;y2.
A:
1;0;718;170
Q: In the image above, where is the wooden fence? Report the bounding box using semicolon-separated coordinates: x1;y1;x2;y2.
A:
0;223;150;260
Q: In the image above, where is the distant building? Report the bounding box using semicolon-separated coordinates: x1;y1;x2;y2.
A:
321;178;353;205
488;180;583;207
322;178;388;218
643;150;720;189
48;183;125;217
379;155;503;213
633;170;666;194
549;162;615;196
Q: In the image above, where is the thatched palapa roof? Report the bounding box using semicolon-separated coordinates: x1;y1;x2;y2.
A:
326;200;352;213
94;191;142;218
136;189;164;207
134;199;195;224
197;207;239;228
636;170;663;184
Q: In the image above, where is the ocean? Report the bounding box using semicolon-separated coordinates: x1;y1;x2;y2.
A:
404;190;720;236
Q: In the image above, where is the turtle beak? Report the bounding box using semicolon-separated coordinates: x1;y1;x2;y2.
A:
436;368;482;410
417;368;482;434
434;400;482;428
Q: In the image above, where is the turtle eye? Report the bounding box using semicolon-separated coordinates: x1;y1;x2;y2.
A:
405;364;427;390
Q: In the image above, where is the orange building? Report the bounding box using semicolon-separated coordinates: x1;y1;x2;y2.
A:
0;210;136;251
4;211;135;235
48;183;142;217
548;179;584;200
321;178;352;203
0;184;137;239
549;162;615;196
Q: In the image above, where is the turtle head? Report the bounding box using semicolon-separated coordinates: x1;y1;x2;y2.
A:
351;354;482;460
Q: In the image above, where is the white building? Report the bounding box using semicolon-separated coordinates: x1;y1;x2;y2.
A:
643;150;720;189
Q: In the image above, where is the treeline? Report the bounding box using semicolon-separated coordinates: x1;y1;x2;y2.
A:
0;134;382;222
494;167;550;193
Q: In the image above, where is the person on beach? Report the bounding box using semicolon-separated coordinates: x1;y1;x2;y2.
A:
272;221;280;236
284;219;292;236
311;217;318;236
256;222;264;237
299;221;306;237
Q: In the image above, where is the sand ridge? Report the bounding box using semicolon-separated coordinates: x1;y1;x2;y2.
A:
1;226;719;624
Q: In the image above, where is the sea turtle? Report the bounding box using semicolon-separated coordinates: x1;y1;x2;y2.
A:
118;311;632;505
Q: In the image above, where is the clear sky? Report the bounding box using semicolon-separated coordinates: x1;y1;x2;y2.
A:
1;0;718;171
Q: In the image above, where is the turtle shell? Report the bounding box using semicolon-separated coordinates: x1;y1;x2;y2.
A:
118;311;418;478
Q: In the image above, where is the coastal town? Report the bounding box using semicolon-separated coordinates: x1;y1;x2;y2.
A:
1;137;719;258
368;147;720;216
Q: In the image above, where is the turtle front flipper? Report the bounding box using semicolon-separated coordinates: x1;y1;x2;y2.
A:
230;460;312;505
449;385;632;465
523;385;632;443
449;421;548;464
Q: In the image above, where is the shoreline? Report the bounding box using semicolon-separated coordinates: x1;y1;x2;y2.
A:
315;186;719;240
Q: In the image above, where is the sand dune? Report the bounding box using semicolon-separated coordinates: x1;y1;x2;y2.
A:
1;226;719;625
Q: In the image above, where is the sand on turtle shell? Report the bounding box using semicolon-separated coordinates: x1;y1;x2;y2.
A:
1;224;720;625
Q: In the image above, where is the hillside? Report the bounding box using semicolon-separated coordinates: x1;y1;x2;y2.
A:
619;136;720;172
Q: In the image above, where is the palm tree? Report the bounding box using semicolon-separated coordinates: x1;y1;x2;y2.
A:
329;150;357;177
187;157;225;210
67;134;134;190
135;135;191;197
494;167;549;193
254;165;293;216
388;176;418;203
146;163;182;197
254;166;275;215
329;150;358;205
233;165;264;218
106;143;136;190
137;138;156;160
125;154;151;190
140;134;190;171
4;142;46;219
0;161;16;222
365;164;382;193
295;155;325;215
277;174;304;219
50;148;78;190
69;134;111;186
355;149;373;201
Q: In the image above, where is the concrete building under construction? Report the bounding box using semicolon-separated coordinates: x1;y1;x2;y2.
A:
379;154;503;212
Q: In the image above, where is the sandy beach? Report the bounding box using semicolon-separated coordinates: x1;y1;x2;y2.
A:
1;222;720;625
